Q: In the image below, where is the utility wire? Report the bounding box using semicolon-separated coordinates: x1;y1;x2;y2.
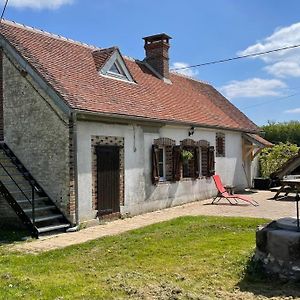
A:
0;0;8;23
241;92;300;110
171;43;300;71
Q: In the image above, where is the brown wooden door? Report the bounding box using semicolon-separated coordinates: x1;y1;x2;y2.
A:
96;146;120;215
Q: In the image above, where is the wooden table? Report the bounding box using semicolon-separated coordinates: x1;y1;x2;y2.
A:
273;179;300;200
273;179;300;230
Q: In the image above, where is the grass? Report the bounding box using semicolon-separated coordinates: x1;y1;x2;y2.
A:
0;216;300;299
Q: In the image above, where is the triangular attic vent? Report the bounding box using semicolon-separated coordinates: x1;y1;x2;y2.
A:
100;48;134;82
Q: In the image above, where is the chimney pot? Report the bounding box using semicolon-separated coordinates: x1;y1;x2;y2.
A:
143;33;172;80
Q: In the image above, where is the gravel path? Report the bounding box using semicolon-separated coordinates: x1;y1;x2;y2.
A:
12;190;297;253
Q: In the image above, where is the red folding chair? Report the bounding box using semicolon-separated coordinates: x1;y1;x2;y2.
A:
212;175;258;206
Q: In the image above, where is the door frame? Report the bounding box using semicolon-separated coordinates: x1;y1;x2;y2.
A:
91;136;125;215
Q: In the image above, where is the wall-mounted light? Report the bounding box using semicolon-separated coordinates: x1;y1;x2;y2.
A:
188;126;195;136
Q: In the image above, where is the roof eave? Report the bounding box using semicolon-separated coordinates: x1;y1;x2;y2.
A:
74;108;259;133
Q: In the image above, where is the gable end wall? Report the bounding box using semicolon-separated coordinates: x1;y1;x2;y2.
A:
2;54;74;222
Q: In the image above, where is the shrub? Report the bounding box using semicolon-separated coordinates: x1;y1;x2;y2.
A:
261;121;300;146
259;142;299;178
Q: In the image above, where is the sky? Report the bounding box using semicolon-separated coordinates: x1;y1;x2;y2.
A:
1;0;300;126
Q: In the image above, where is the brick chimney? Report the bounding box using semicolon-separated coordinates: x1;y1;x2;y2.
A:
143;33;172;80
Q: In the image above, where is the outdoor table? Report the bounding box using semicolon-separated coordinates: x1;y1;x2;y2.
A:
273;178;300;200
273;178;300;231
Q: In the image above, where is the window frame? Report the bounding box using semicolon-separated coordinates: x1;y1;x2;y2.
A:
182;146;195;179
107;60;129;81
216;132;225;157
158;146;167;181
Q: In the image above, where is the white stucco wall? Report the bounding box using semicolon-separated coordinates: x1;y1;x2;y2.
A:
76;121;248;221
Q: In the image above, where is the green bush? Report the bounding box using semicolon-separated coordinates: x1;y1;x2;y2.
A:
261;121;300;146
259;142;299;178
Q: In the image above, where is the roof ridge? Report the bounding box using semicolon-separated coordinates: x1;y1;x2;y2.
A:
2;19;101;50
170;70;211;86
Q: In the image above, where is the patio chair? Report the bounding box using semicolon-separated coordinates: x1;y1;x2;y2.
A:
212;175;259;206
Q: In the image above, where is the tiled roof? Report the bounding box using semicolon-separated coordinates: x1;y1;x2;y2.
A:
0;20;259;132
92;47;116;71
247;134;274;147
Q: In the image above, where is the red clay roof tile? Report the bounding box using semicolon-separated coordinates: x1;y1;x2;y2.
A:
0;20;259;132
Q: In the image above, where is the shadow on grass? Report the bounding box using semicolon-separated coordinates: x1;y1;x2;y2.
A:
0;228;30;245
238;256;300;298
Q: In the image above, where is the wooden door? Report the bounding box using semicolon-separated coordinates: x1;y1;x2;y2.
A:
96;146;120;215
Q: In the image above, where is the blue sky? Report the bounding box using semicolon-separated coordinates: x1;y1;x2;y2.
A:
2;0;300;126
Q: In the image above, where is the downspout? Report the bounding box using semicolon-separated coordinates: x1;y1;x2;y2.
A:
67;111;80;232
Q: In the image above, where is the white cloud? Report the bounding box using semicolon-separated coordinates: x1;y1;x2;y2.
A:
285;107;300;114
238;22;300;78
3;0;74;10
264;61;300;78
220;78;287;99
171;62;199;78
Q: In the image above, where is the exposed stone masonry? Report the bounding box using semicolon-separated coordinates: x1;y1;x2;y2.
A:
2;53;73;222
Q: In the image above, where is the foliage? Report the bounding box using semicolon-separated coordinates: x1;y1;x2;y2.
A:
4;216;297;299
261;121;300;146
181;149;193;160
259;142;299;178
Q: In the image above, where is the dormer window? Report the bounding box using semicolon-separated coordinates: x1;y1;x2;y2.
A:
107;61;127;80
97;47;135;83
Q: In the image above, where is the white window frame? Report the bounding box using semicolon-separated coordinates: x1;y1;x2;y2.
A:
100;50;135;83
158;146;166;181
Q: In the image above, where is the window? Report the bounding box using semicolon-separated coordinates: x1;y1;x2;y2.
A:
152;138;175;184
198;140;215;177
182;147;195;178
151;138;214;185
216;133;225;157
158;147;165;180
107;61;127;79
99;49;135;83
180;139;200;179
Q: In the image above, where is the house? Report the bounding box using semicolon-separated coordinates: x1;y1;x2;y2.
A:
0;20;269;236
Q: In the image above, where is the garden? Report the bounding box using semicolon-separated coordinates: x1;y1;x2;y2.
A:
1;216;300;299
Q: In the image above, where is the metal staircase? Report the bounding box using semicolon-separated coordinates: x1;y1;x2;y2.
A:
0;143;71;237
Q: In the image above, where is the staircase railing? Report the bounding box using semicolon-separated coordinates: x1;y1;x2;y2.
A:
0;161;37;225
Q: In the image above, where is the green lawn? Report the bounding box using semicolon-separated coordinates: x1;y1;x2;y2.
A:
0;216;299;300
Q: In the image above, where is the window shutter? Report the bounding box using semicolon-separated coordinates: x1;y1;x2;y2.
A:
172;146;182;181
165;145;173;181
201;146;208;176
151;144;160;185
194;147;200;179
207;146;215;176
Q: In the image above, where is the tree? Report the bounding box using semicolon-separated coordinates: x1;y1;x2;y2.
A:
259;142;299;178
261;121;300;146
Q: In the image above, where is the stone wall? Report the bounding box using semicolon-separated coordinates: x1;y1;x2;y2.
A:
2;54;73;221
255;220;300;280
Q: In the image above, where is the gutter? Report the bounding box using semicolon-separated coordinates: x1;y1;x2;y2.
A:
72;110;80;226
74;108;259;134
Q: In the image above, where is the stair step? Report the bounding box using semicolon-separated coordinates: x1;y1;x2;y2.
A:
17;197;48;204
0;173;26;176
32;214;63;223
10;189;33;194
0;165;17;168
37;223;70;234
2;181;28;186
24;205;56;213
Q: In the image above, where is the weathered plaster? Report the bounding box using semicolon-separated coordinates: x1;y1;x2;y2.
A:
76;121;249;220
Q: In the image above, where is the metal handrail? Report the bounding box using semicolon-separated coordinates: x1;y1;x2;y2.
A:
0;161;36;224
